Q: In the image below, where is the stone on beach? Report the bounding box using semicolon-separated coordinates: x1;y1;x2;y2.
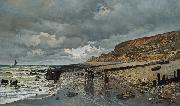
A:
66;92;78;97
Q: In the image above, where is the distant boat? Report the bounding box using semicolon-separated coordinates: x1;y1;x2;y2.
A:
14;60;18;66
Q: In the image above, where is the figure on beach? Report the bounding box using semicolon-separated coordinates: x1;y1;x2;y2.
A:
84;69;94;96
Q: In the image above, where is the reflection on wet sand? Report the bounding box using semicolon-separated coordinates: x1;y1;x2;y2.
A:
84;69;94;96
103;71;111;100
84;69;111;100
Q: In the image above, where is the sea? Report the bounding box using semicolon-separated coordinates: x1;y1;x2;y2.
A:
0;65;54;105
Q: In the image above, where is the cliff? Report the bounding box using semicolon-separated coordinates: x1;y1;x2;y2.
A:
88;30;180;62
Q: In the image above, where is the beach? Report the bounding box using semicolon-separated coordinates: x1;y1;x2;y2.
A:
1;60;180;106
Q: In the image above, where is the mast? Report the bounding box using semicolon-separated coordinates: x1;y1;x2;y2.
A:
14;60;18;66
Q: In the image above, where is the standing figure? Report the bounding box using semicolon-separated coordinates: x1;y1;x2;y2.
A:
84;69;94;96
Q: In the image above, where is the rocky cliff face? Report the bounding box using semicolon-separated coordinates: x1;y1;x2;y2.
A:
88;30;180;62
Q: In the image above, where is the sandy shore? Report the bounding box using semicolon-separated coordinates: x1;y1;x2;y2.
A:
2;86;179;106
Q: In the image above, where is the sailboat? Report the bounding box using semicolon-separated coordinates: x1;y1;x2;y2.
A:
14;60;18;66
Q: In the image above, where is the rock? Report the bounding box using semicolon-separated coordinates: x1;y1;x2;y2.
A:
35;78;39;81
39;88;42;91
45;67;62;83
158;60;170;65
30;72;38;75
151;66;161;71
116;91;135;100
10;80;18;87
66;92;78;97
56;97;59;100
1;79;9;85
116;94;123;99
5;72;12;74
80;73;84;76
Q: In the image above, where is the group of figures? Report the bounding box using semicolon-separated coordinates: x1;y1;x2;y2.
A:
84;68;110;97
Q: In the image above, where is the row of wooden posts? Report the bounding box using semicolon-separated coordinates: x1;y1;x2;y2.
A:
154;69;180;86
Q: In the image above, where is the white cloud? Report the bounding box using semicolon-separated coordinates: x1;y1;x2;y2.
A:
27;49;45;57
30;32;66;48
64;42;110;59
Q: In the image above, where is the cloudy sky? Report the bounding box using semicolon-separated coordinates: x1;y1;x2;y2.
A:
0;0;180;65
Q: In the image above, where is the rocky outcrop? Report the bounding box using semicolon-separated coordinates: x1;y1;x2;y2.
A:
45;67;62;83
88;30;180;62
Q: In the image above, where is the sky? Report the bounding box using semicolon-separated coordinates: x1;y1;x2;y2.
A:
0;0;180;65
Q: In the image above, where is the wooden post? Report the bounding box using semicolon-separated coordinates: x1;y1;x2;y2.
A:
157;73;161;85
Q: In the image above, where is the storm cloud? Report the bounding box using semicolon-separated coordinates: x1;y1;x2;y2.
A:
0;0;180;64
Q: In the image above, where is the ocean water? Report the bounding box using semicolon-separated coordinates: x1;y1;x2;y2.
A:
0;65;55;104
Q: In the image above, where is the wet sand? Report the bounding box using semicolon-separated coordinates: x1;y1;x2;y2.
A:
2;87;179;106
